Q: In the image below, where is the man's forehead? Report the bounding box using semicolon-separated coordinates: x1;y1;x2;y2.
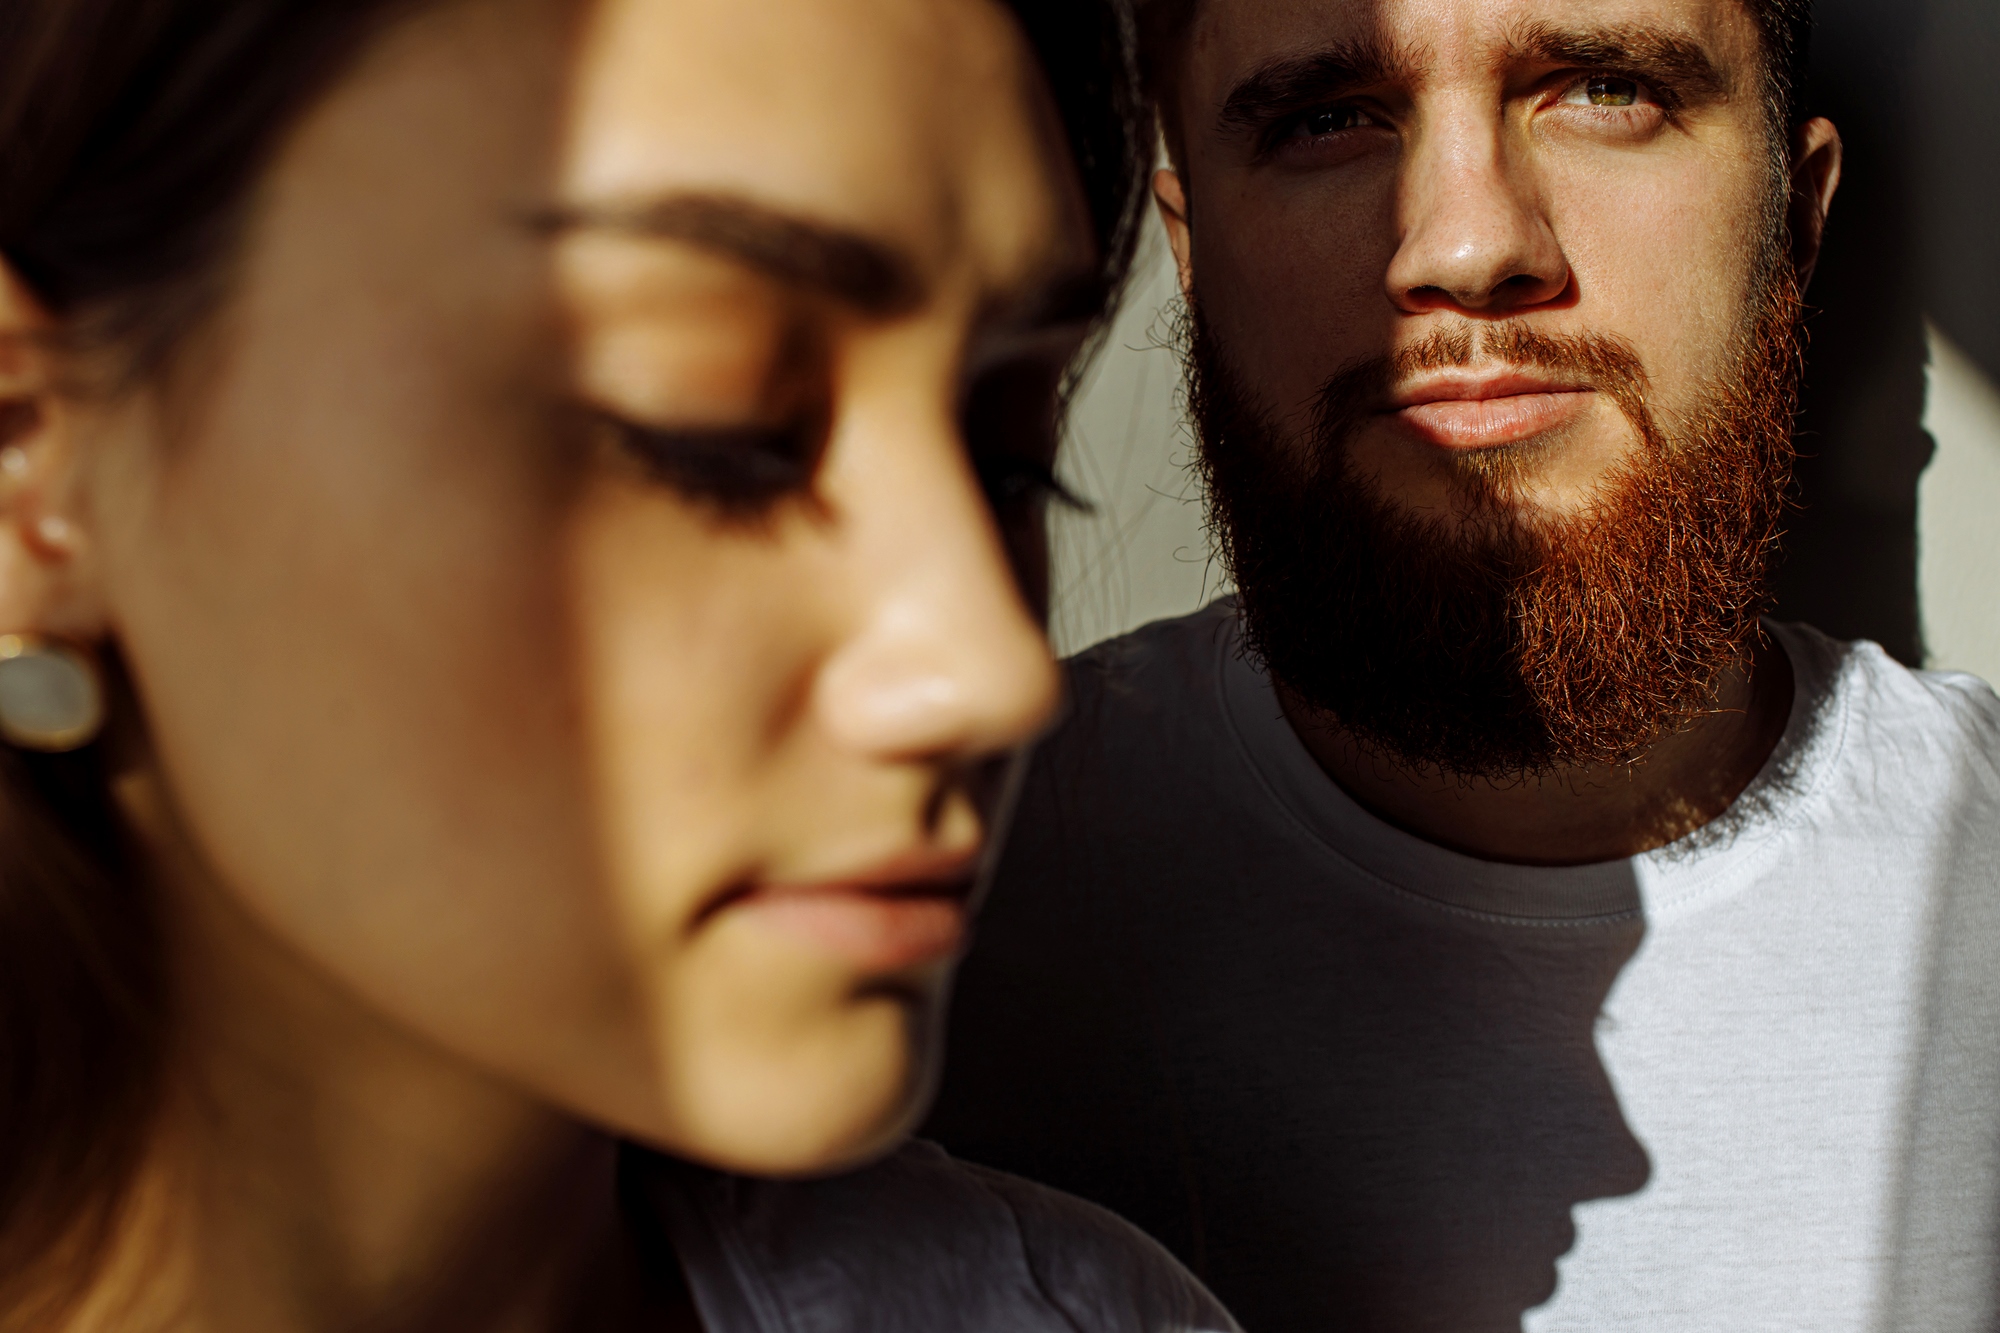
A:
1186;0;1756;84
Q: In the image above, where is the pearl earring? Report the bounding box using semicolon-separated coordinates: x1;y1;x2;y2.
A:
0;634;105;752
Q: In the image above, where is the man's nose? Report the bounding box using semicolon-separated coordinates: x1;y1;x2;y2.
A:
1385;100;1569;315
811;400;1060;767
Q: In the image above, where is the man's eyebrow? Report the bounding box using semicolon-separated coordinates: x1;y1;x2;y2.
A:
535;193;926;317
1218;39;1416;137
1508;21;1730;105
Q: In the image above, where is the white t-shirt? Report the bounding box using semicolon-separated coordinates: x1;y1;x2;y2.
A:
928;599;2000;1333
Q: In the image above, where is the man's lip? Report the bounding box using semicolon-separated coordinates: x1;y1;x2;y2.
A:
1387;369;1591;408
711;848;981;973
1383;370;1595;450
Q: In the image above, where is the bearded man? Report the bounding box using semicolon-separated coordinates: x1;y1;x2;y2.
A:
925;0;2000;1330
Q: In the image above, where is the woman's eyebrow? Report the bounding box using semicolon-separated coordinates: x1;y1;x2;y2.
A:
535;193;926;317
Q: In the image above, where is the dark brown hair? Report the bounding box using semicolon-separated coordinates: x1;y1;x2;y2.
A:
0;8;428;1321
0;0;1149;1322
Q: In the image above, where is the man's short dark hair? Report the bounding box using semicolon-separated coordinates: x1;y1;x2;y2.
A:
1135;0;1814;160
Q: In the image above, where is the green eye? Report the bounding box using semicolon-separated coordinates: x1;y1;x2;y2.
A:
1586;76;1640;107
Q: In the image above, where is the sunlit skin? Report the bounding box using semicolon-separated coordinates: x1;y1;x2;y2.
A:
0;0;1094;1327
1155;0;1842;863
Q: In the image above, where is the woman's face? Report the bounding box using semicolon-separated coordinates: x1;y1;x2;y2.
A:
63;0;1091;1173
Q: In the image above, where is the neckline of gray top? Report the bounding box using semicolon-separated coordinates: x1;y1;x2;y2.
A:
630;1139;1241;1333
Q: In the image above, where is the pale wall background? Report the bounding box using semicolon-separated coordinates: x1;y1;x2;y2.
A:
1046;221;1214;658
1049;0;2000;686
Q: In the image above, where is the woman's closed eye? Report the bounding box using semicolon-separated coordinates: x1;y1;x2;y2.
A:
594;410;827;517
973;452;1087;518
958;351;1088;524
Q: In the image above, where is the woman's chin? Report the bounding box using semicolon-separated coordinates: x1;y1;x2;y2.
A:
640;994;941;1178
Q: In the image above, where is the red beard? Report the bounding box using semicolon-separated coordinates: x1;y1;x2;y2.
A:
1191;273;1805;778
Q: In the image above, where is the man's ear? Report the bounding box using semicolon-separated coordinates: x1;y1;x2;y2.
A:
1153;167;1195;298
1788;117;1842;293
0;261;106;643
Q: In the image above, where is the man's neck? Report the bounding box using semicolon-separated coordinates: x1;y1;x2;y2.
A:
1275;635;1796;866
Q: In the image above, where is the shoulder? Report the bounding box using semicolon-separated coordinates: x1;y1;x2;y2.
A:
631;1141;1239;1333
1042;599;1243;779
1064;598;1240;715
936;1147;1241;1333
1774;621;2000;763
1008;599;1251;852
1769;622;2000;844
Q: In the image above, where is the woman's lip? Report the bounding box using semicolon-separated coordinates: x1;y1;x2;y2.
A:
729;888;970;973
1391;389;1594;449
714;848;981;973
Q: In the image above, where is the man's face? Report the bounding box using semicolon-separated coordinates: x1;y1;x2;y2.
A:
1160;0;1840;774
1168;0;1785;526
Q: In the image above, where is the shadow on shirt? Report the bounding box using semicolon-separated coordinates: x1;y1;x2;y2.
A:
930;755;1652;1333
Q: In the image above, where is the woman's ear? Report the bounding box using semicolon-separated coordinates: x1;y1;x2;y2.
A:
0;262;108;642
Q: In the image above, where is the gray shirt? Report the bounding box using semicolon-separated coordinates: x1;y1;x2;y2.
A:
928;600;2000;1333
637;1140;1239;1332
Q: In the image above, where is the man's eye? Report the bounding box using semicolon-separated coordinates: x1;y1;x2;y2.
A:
1571;75;1643;107
594;411;825;517
1293;104;1375;138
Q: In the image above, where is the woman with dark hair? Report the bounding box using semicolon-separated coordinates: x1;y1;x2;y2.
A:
0;1;1232;1329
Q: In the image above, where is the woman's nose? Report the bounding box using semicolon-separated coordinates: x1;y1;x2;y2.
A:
810;400;1060;765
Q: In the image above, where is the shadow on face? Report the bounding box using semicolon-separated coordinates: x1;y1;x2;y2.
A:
27;0;1097;1177
1159;0;1826;527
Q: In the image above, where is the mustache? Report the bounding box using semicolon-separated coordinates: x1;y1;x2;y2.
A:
1305;323;1659;479
1186;268;1806;777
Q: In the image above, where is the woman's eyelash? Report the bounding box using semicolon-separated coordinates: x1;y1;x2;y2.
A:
974;454;1090;515
596;412;825;516
596;410;1085;522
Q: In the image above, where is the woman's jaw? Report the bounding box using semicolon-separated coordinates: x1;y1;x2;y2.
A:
40;0;1085;1186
